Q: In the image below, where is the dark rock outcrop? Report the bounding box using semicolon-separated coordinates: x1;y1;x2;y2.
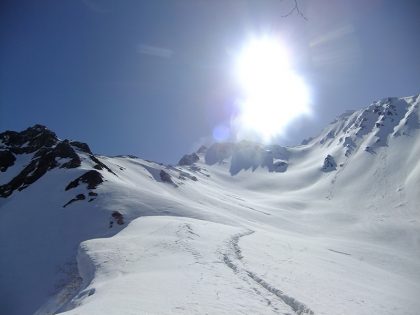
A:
301;137;313;145
53;141;82;168
63;193;86;208
229;142;263;175
0;138;84;197
70;141;92;154
112;211;124;225
181;141;291;175
90;155;116;175
177;169;198;182
0;156;54;197
205;143;234;165
0;125;116;198
197;145;207;154
160;170;176;186
0;124;58;154
322;155;337;172
65;170;104;191
272;161;288;173
178;153;199;166
227;142;290;175
0;150;16;172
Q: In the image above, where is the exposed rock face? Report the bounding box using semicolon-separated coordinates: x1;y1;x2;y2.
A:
53;141;82;168
0;150;16;172
0;128;86;197
318;96;419;158
70;141;92;154
109;211;125;228
88;191;98;202
322;155;337;172
0;143;83;197
90;155;116;174
229;142;264;175
0;125;114;198
272;161;288;173
112;211;124;225
65;170;104;191
0;124;58;154
178;153;199;166
205;143;234;165
160;170;176;186
198;141;291;175
196;145;207;154
301;137;313;145
63;193;86;208
177;169;198;182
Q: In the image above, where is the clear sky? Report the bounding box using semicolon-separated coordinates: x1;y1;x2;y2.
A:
1;0;419;163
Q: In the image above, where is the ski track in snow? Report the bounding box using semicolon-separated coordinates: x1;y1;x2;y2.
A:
175;222;204;263
222;230;314;315
174;222;296;314
2;95;420;315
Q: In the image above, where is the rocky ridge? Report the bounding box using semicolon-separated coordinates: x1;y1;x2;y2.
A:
1;95;418;201
0;125;112;205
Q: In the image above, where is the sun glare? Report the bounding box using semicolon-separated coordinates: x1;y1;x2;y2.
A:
234;37;310;142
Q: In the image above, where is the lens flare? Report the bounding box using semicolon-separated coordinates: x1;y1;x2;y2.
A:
233;36;310;142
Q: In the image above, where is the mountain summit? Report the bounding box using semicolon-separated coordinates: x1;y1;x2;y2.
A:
1;95;419;315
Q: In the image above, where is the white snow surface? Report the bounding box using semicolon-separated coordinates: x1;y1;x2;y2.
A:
1;95;420;315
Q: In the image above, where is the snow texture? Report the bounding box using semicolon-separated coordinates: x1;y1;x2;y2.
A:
1;95;419;315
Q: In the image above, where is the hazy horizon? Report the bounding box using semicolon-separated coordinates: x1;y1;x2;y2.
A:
1;0;419;163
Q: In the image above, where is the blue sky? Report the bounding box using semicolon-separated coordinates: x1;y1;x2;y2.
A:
1;0;419;163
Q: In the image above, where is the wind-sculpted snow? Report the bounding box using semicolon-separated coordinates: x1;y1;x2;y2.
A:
1;95;420;315
58;217;302;314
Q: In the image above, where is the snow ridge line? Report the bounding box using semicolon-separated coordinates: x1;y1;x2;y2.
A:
223;230;314;315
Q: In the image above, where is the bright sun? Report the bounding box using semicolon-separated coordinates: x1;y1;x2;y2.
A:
234;37;310;142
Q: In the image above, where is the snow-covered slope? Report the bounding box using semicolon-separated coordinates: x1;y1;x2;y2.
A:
1;95;419;315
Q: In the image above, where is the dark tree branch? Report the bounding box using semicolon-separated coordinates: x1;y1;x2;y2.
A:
281;0;308;21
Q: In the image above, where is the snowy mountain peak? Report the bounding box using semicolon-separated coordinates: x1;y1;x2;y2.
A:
0;124;58;154
1;95;420;315
312;94;419;157
334;96;415;138
195;141;290;175
0;125;107;198
174;95;419;178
